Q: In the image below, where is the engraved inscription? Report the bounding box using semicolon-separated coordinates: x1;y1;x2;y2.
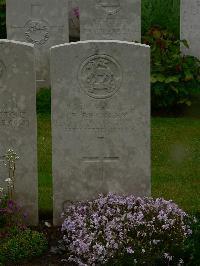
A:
54;105;135;132
96;0;121;15
0;111;29;128
0;60;6;80
25;20;49;45
99;18;126;38
78;55;122;99
82;18;132;39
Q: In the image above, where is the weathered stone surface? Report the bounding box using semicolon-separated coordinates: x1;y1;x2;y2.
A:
181;0;200;58
0;40;38;225
79;0;141;42
6;0;69;89
51;40;150;225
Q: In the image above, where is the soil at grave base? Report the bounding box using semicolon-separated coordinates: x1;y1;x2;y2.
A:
8;254;71;266
5;220;74;266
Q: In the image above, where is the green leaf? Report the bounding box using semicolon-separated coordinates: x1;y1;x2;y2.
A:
184;70;194;81
181;39;190;49
151;73;166;83
171;86;179;94
178;99;192;106
165;76;180;83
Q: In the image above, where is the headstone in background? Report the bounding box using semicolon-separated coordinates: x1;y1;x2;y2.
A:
181;0;200;58
79;0;141;42
51;40;150;225
6;0;69;89
0;40;38;225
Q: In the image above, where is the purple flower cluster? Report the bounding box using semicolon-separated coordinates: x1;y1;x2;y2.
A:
0;197;28;238
73;7;80;19
61;193;192;265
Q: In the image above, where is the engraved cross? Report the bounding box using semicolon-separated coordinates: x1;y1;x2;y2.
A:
82;136;119;180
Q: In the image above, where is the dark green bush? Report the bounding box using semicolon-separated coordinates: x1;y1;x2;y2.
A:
181;215;200;265
142;0;180;37
143;27;200;110
0;229;48;263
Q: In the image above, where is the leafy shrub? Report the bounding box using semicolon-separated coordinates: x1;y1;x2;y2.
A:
143;27;200;110
142;0;180;37
0;199;28;239
0;229;48;263
61;193;192;265
181;215;200;265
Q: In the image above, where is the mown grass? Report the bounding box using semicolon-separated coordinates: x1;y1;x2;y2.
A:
152;118;200;215
37;103;200;217
37;114;52;217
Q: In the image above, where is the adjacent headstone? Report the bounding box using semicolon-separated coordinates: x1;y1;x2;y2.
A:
51;40;150;225
181;0;200;58
79;0;141;42
0;40;38;225
6;0;69;89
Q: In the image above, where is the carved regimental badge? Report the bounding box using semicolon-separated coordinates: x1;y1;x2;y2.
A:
24;20;49;45
96;0;121;15
79;55;122;99
0;60;6;81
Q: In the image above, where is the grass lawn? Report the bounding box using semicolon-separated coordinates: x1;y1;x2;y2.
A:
37;114;52;217
38;114;200;217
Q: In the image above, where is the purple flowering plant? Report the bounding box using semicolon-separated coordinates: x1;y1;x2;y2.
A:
0;149;27;239
73;7;80;19
61;193;193;265
69;6;80;35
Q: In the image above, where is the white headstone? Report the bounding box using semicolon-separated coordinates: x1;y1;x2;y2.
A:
0;40;38;225
6;0;69;89
181;0;200;58
51;40;150;225
79;0;141;42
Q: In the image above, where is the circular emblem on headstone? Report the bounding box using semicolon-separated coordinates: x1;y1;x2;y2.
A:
24;20;49;45
0;60;6;80
79;55;122;99
96;0;121;15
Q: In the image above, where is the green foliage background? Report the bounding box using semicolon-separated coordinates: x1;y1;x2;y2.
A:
142;0;180;37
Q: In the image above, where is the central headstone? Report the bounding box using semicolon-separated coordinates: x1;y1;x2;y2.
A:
51;40;150;225
79;0;141;42
0;40;38;225
6;0;69;89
